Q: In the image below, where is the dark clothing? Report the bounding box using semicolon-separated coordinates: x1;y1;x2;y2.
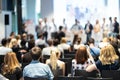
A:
113;21;119;33
2;67;22;80
58;31;65;42
96;60;120;72
48;64;63;77
84;23;93;42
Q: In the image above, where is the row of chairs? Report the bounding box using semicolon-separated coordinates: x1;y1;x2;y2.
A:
24;69;120;80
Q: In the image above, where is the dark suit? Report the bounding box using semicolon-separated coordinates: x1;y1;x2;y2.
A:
84;23;93;43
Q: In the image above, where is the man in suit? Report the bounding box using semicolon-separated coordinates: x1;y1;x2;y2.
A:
84;20;93;44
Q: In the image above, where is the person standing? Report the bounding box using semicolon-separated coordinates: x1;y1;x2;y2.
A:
113;17;119;37
84;20;93;43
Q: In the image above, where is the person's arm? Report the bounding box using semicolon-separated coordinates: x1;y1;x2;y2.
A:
62;62;65;76
86;64;97;72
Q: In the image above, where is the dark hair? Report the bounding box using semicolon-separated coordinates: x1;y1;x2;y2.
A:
47;39;53;46
59;26;63;31
1;38;8;46
31;47;41;60
88;38;95;44
75;46;89;64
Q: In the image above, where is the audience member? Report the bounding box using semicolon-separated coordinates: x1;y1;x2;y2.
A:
1;52;23;80
86;44;120;73
72;45;94;76
88;38;100;61
46;49;65;76
23;46;54;80
0;38;12;55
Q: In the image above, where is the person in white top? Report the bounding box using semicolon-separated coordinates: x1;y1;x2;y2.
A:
0;38;12;55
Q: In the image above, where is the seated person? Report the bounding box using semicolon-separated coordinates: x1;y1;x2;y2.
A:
86;44;120;73
46;49;65;77
72;45;94;76
1;52;23;80
23;47;54;80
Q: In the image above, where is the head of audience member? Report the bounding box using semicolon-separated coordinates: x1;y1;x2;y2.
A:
1;38;8;47
37;33;43;39
31;47;42;60
15;34;21;41
49;49;61;70
77;37;82;45
99;44;119;65
53;39;59;46
2;52;20;74
75;45;89;64
60;37;67;44
47;39;54;46
9;38;18;48
88;38;95;45
72;34;78;45
9;32;15;39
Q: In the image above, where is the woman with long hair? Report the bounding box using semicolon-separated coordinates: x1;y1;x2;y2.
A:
1;52;23;80
46;49;65;77
72;45;94;75
86;44;120;72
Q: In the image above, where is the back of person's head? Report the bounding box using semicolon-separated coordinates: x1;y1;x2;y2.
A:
3;52;20;74
77;37;81;44
47;39;53;46
61;37;67;43
38;33;43;39
99;44;119;65
31;47;41;60
88;38;95;45
59;26;63;31
1;38;8;46
75;45;89;64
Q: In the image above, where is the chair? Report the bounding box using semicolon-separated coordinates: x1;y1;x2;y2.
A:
101;70;120;80
64;54;75;59
87;77;113;80
54;76;84;80
75;70;98;78
0;55;5;65
59;58;72;76
24;77;48;80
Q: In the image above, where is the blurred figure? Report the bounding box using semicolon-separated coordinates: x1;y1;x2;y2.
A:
71;19;83;35
84;20;93;43
23;47;54;80
102;18;109;38
86;44;120;73
72;45;94;76
113;17;119;37
1;52;23;80
91;19;102;47
46;49;65;76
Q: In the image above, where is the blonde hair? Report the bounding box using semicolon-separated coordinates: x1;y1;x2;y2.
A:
99;44;119;65
2;52;20;74
9;38;18;48
50;49;60;70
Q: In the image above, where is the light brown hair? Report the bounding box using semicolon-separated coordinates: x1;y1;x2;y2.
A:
2;52;20;74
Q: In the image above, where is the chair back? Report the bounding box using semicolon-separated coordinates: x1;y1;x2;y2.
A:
87;77;113;80
0;55;4;65
75;70;98;78
54;76;84;80
59;58;72;76
101;70;120;80
24;77;48;80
